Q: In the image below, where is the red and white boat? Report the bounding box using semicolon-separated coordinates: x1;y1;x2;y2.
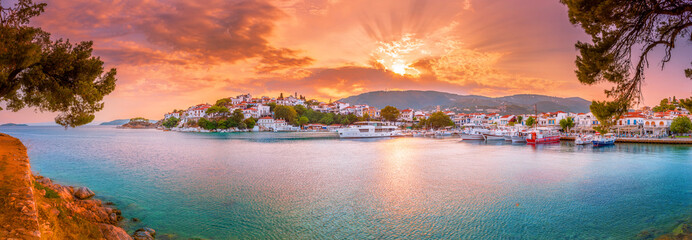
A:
526;129;560;144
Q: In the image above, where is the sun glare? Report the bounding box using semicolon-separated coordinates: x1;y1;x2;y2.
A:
373;34;426;76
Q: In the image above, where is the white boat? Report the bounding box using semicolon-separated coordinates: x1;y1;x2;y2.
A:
483;133;505;141
460;128;488;140
575;135;593;145
503;135;513;141
337;121;402;138
510;131;527;143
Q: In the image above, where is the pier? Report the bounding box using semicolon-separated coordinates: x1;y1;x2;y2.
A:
561;136;692;144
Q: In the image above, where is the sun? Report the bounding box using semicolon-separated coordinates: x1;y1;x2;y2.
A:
372;34;426;76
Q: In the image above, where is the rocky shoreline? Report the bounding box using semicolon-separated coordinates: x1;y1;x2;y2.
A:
0;133;157;240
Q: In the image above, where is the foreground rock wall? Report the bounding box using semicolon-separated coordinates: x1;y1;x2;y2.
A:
0;133;41;239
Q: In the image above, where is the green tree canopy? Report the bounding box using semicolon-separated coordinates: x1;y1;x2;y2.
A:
559;117;575;132
380;106;399;122
206;105;229;115
297;116;309;127
427;112;454;129
1;0;117;127
516;115;523;124
680;97;692;112
525;116;536;127
243;118;256;129
652;98;677;112
215;98;232;106
162;117;180;128
561;0;692;121
670;116;692;134
274;105;297;124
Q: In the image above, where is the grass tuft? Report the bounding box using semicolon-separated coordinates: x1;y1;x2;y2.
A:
33;181;60;199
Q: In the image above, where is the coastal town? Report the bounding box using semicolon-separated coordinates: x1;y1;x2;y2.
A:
159;93;692;141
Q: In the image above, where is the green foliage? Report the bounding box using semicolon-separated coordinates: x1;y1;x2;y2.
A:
130;117;148;122
670;116;692;134
319;115;334;125
381;106;399;122
427;111;454;129
1;0;117;127
559;117;575;132
162;117;180;128
206;105;229;115
274;105;297;124
215;98;232;106
267;102;277;112
525;116;536;127
561;0;692;121
516;116;523;124
363;113;371;121
34;181;59;199
198;118;216;130
590;100;628;132
678;97;692;113
293;105;307;116
297;116;309;126
243;118;256;129
652;98;677;112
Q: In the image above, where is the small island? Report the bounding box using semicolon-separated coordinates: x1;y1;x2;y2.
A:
99;119;130;126
117;117;159;129
0;123;29;127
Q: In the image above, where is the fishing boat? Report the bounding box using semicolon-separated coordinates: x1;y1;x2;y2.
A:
511;132;527;143
592;133;616;147
460;128;487;140
574;135;593;145
337;121;402;138
482;132;506;141
526;129;560;144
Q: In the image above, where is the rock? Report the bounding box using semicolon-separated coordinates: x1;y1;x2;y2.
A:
53;186;74;201
74;187;95;200
98;224;133;240
48;208;60;218
142;227;155;237
132;228;156;240
132;229;154;240
36;177;52;186
131;217;140;222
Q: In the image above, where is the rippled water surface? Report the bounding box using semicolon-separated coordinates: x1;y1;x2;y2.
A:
2;126;692;239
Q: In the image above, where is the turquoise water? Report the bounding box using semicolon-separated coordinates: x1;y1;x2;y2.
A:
1;126;692;239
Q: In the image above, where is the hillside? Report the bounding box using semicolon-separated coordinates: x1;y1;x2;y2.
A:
99;119;130;125
0;123;29;127
337;90;591;114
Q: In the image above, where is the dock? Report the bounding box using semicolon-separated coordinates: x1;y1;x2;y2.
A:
560;136;692;144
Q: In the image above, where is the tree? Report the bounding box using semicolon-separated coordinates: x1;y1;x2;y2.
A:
559;117;575;132
1;0;117;127
525;116;536;127
516;116;523;124
297;116;309;127
293;105;307;116
318;115;333;125
363;113;371;121
198;118;216;130
205;105;229;116
274;105;297;124
427;112;454;129
130;117;148;122
162;117;180;128
215;98;232;106
670;116;692;134
243;118;256;129
561;0;692;121
228;109;244;127
590;100;627;133
380;106;399;122
680;97;692;112
652;98;677;112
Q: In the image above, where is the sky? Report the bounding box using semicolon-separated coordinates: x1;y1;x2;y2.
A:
1;0;691;124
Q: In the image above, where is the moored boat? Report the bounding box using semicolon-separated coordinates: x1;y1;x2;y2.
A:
592;133;616;147
337;121;402;138
526;129;560;144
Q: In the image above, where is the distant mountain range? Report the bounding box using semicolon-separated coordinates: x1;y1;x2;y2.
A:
99;119;130;125
337;90;592;114
0;123;29;127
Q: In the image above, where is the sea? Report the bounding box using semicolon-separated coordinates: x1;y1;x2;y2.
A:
1;125;691;239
